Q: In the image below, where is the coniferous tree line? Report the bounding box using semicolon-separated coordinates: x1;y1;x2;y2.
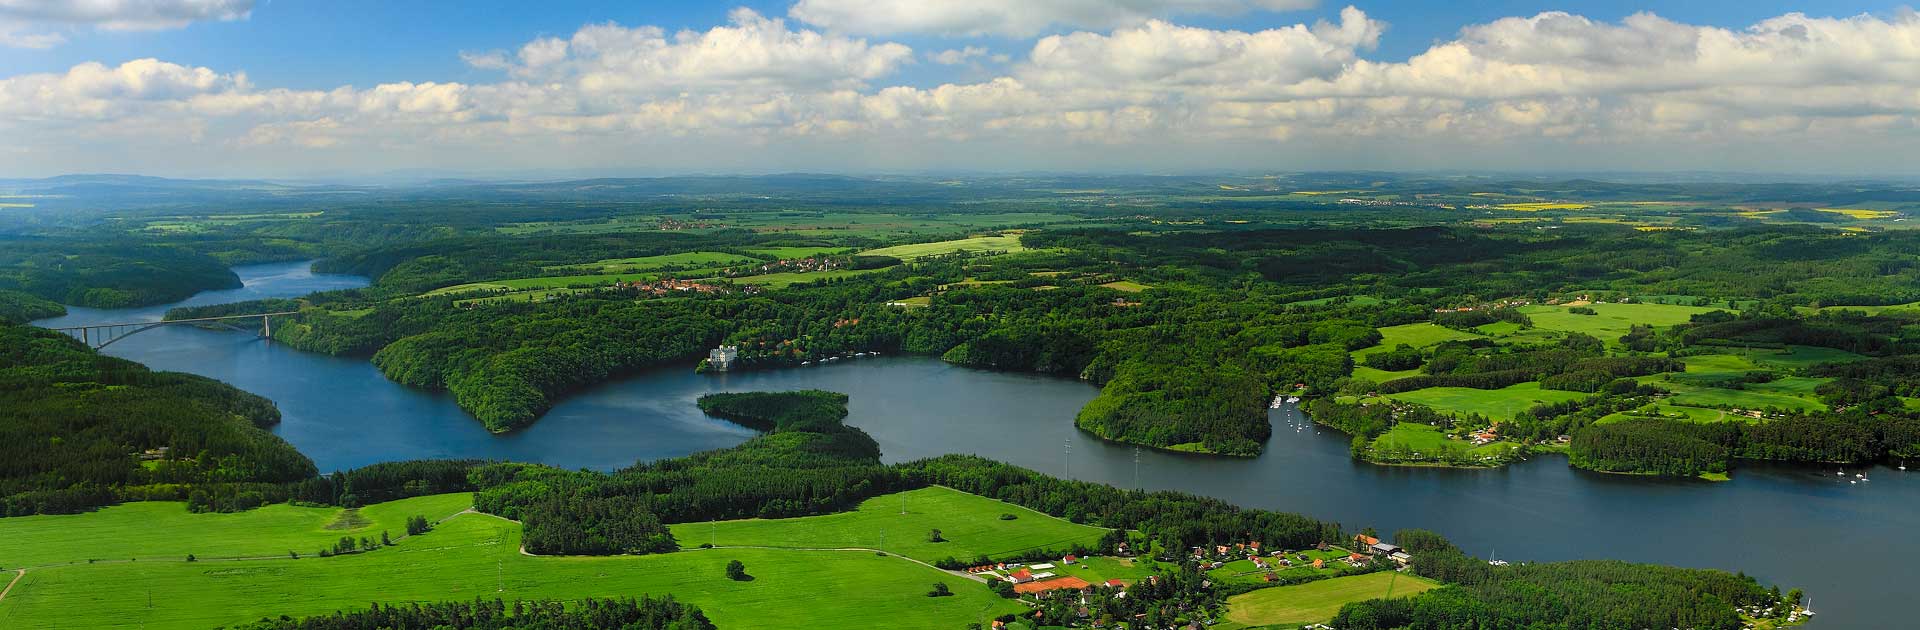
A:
0;238;243;308
0;289;64;324
1337;550;1780;630
0;324;315;516
231;596;714;630
1567;411;1920;476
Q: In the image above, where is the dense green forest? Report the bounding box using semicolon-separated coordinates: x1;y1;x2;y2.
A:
233;596;715;630
0;324;315;516
9;173;1911;628
237;222;1920;458
1335;551;1781;630
11;175;1920;461
334;390;1792;628
0;238;246;308
0;289;64;324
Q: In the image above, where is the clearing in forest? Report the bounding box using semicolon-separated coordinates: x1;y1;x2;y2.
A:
859;234;1028;259
0;493;471;568
1383;382;1587;421
669;486;1110;565
1519;302;1719;340
1222;572;1440;628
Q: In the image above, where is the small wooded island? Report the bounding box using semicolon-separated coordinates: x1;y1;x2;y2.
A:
11;173;1915;626
0;324;1812;629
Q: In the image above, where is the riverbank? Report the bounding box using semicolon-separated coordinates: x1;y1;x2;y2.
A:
25;260;1920;627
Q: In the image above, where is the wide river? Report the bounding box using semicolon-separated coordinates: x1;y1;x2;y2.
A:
35;261;1915;627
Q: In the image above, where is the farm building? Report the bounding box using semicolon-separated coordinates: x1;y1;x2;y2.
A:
1015;576;1090;595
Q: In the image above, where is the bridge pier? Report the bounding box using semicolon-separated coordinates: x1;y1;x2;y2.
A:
46;311;299;350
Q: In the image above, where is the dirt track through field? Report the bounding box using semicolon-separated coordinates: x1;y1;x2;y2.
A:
0;569;24;605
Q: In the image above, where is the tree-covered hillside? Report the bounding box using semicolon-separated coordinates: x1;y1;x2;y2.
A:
0;324;315;516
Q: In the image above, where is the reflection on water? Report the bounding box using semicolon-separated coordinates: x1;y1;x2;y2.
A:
34;260;1913;627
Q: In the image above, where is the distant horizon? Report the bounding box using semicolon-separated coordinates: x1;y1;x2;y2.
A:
8;168;1920;187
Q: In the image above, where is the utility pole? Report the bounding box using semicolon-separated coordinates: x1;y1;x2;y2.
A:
1063;437;1072;479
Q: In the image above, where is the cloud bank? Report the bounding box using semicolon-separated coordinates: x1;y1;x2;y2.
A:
5;4;1920;175
1;0;253;49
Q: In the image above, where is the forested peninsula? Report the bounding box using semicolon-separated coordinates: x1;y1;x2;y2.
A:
0;351;1808;629
226;224;1920;473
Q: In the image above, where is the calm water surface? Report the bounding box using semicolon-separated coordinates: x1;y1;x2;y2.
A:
35;261;1914;627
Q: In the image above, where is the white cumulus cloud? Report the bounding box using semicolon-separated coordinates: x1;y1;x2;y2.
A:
0;0;253;48
7;5;1920;175
789;0;1318;37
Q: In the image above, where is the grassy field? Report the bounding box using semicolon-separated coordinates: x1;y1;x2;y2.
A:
860;234;1028;259
1600;404;1739;424
729;267;891;289
1355;324;1483;359
1099;280;1151;293
1383;382;1588;420
0;512;1020;629
1679;353;1766;374
422;272;668;296
0;494;472;568
1695;345;1866;369
733;212;1076;239
1351;365;1422;382
744;246;853;258
542;251;757;274
1369;423;1517;460
1657;379;1827;412
1221;572;1441;628
511;210;1082;239
1206;549;1351;586
451;287;600;306
1520;302;1719;340
1495;202;1591;211
1799;301;1920;316
669;486;1109;565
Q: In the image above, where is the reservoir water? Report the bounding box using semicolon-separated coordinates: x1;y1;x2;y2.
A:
35;261;1915;627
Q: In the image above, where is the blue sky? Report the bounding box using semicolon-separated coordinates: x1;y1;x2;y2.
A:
2;1;1918;177
4;1;1903;88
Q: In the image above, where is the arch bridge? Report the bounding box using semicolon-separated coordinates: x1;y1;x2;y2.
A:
47;312;299;350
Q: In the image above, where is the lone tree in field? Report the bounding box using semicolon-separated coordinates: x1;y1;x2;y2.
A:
725;559;747;581
928;528;945;543
406;515;431;536
928;582;952;597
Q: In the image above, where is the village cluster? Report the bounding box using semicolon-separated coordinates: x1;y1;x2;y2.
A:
721;255;845;277
615;278;732;295
957;535;1422;629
